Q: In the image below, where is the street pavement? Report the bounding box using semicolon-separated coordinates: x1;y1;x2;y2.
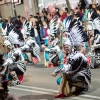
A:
9;52;100;100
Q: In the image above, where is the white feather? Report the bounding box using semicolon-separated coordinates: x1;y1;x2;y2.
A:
1;25;7;35
65;16;73;31
50;16;58;34
70;24;84;46
93;17;100;31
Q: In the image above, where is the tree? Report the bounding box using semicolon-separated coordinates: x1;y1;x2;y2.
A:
65;0;71;12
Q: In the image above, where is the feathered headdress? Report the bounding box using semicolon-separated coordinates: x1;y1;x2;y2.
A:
70;24;86;46
65;17;87;50
8;29;20;44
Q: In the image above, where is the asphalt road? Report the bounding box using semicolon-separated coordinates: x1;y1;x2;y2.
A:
9;52;100;100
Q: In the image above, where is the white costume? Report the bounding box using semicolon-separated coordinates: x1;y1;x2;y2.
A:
3;38;26;86
21;37;41;61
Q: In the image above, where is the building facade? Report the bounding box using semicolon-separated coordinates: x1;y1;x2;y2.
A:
0;0;24;18
0;0;99;19
0;0;38;19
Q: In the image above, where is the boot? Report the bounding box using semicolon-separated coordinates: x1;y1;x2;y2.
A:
10;71;20;86
32;57;38;64
10;80;20;86
55;93;66;98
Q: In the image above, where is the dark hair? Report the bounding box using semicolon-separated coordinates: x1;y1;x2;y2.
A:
55;7;60;17
36;13;39;15
65;7;68;12
88;4;92;9
34;16;38;19
17;15;21;19
29;15;33;17
21;16;26;20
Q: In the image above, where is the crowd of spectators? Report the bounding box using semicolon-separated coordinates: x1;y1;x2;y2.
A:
0;0;100;62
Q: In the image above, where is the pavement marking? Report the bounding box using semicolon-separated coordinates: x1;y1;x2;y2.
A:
92;79;100;81
9;85;100;99
71;97;93;100
16;85;58;93
81;95;100;99
9;87;55;95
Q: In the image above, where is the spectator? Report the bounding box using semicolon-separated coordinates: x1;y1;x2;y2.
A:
65;7;69;15
42;8;47;15
7;16;12;24
34;16;42;43
55;7;60;17
36;13;40;19
28;15;33;21
91;2;98;20
31;18;42;51
40;20;50;46
14;19;22;30
78;0;86;13
59;9;67;22
17;15;22;29
70;9;74;16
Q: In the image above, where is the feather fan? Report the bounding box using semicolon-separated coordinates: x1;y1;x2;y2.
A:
50;16;58;35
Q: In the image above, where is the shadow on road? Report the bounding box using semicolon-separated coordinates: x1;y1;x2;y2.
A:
33;64;45;68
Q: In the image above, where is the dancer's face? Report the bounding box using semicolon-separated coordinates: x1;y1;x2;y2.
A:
63;44;72;54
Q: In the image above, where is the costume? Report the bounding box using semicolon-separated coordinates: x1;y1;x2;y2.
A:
22;20;32;35
44;16;60;67
89;15;100;68
52;16;91;98
0;54;9;99
20;35;41;62
2;22;24;43
3;36;26;86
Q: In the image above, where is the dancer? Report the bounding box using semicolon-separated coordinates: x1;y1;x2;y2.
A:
51;22;91;98
20;32;41;64
2;36;26;86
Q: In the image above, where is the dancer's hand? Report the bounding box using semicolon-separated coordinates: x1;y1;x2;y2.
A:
51;72;57;77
